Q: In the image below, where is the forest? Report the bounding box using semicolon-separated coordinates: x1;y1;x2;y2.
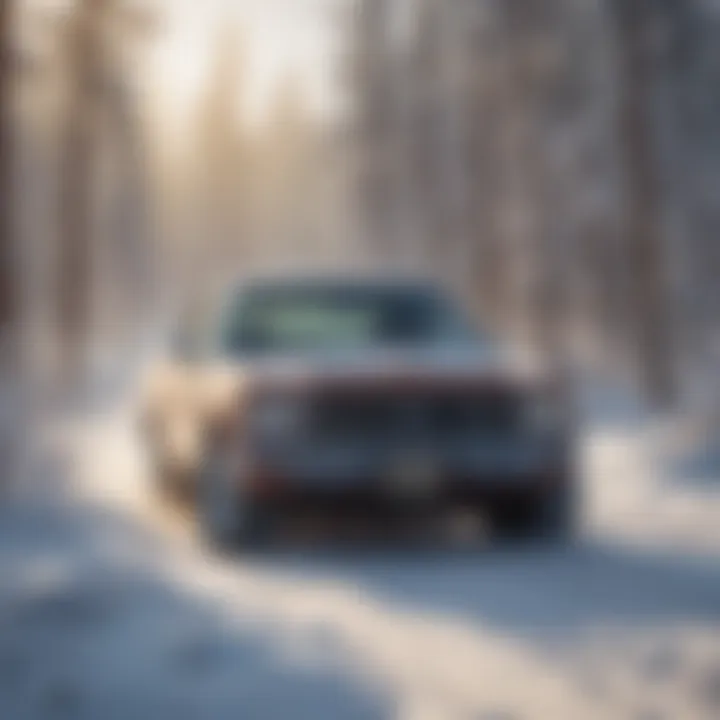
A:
1;0;720;467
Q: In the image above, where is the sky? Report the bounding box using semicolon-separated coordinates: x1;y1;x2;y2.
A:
151;0;344;131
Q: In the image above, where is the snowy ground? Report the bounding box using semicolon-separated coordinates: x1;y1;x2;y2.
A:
2;387;720;719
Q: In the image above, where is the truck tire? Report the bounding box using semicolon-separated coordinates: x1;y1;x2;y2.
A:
199;451;269;552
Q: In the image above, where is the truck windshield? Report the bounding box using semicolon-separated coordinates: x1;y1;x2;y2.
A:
220;283;474;356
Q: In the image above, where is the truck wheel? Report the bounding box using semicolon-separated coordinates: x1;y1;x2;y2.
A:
492;483;577;546
534;482;577;544
199;452;269;552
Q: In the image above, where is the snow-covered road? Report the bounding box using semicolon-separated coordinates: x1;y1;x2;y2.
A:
2;397;720;720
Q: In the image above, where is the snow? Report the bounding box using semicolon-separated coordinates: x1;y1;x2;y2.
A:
1;385;720;719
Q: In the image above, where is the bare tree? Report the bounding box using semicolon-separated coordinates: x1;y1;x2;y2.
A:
57;0;107;384
609;0;677;408
57;0;157;383
491;0;559;359
102;5;157;344
351;0;398;265
0;0;16;359
195;25;249;280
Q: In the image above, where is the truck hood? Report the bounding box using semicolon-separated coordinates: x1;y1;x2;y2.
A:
211;342;546;394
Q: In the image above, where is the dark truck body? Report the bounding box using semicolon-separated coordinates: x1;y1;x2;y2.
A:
140;277;576;545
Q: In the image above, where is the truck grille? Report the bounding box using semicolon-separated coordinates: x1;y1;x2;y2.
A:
309;388;523;445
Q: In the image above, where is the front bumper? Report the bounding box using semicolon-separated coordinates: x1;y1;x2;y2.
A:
250;473;562;513
240;444;568;518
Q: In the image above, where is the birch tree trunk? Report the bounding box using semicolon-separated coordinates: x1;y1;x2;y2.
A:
0;0;16;357
58;0;107;387
609;0;677;408
0;0;21;484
